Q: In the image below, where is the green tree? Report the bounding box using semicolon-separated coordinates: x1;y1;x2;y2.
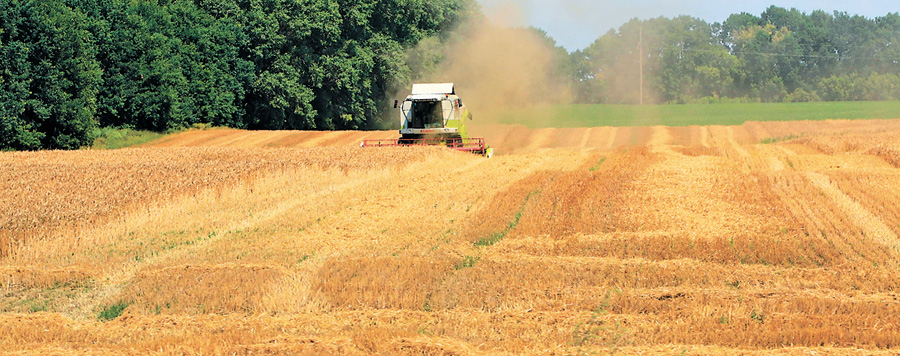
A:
654;16;739;102
77;0;252;131
0;0;101;150
577;7;900;104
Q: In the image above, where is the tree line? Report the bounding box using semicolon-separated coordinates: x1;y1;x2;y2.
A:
0;0;469;150
1;2;898;150
570;7;900;104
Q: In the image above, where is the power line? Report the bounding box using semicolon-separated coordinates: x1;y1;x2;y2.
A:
680;47;900;61
593;44;900;62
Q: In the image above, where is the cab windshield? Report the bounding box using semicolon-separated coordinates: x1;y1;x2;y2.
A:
408;100;444;129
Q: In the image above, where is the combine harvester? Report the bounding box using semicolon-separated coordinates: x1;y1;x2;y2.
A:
363;83;493;158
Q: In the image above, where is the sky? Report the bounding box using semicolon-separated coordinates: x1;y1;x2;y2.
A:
475;0;900;51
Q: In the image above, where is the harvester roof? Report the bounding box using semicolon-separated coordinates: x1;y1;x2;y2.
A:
411;83;454;95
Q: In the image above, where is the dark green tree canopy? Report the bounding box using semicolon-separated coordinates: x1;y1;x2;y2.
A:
1;0;472;149
1;0;101;150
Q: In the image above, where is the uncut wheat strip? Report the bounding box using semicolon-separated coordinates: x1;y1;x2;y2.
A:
312;307;900;350
490;230;845;269
5;308;898;354
601;286;900;322
0;265;92;290
572;345;900;356
460;253;847;291
473;247;900;294
431;274;900;317
491;230;693;255
2;310;517;353
0;308;877;353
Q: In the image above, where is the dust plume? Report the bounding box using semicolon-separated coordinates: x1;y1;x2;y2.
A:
407;1;573;128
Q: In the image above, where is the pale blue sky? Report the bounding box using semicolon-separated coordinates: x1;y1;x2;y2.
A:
475;0;900;51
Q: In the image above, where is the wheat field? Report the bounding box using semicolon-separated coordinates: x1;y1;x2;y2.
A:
3;119;900;355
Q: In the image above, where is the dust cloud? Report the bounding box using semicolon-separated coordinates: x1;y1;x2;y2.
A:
408;1;573;129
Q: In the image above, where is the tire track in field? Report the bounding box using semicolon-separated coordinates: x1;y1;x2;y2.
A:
767;156;786;171
775;145;798;156
214;131;272;148
297;131;346;148
765;144;797;171
147;129;233;147
726;127;750;157
605;127;618;150
648;126;674;154
522;128;558;151
578;127;592;149
750;144;791;171
806;172;900;248
249;130;295;147
744;121;771;143
647;126;671;146
208;131;257;147
699;126;710;147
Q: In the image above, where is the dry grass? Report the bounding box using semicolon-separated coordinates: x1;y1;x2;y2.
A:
3;121;900;354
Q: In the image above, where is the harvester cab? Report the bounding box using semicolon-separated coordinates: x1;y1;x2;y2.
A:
399;83;470;139
363;83;493;158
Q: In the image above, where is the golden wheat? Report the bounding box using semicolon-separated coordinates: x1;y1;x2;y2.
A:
3;121;900;354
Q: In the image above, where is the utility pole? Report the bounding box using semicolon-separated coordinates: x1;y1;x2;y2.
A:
639;27;643;105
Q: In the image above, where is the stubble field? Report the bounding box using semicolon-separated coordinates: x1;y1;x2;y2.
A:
3;118;900;355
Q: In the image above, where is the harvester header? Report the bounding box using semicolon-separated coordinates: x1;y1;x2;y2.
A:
363;83;493;157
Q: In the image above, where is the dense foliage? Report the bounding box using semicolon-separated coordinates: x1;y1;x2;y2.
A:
1;0;469;149
572;7;900;104
0;0;101;150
